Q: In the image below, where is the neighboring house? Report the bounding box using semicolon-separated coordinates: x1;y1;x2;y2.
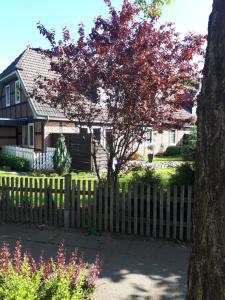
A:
0;47;195;170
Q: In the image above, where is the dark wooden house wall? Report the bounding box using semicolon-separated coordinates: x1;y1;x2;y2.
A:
0;77;34;119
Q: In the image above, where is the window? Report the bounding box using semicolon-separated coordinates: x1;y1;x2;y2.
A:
28;124;34;147
22;124;34;148
146;129;153;144
93;128;101;142
5;85;10;107
15;80;21;104
170;130;176;144
80;128;88;135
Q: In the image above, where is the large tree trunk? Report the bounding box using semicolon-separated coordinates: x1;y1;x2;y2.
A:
187;0;225;299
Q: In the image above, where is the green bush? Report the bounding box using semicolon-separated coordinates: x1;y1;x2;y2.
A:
169;162;195;186
0;241;101;300
53;134;72;175
181;127;197;160
164;146;181;157
0;154;30;172
129;169;162;186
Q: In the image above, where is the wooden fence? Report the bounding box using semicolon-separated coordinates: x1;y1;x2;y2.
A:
2;145;55;171
0;175;193;241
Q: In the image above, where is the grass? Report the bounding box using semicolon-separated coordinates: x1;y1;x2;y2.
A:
0;167;176;187
153;156;186;162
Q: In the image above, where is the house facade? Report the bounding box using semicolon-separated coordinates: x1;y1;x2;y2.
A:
0;47;194;170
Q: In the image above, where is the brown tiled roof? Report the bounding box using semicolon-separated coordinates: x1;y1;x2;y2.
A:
0;47;66;119
0;47;195;123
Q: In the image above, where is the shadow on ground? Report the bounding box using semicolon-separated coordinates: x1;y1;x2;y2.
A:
0;223;188;300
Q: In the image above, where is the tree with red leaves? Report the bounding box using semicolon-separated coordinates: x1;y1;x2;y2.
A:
34;0;205;184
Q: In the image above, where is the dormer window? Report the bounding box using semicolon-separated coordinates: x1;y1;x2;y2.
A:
5;85;10;107
15;80;21;104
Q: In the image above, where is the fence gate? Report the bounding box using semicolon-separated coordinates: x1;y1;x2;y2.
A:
51;133;92;171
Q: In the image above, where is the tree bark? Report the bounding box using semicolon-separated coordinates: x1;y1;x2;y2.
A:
187;0;225;299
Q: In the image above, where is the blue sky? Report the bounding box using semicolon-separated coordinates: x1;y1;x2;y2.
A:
0;0;213;73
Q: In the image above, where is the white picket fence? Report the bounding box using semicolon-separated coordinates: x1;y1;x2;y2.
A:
1;145;56;171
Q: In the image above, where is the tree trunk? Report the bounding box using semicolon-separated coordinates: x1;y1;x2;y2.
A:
187;0;225;299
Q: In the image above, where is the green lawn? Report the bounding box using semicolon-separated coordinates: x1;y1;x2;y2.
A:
153;156;186;162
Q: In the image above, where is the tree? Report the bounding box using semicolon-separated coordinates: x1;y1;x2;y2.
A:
34;0;205;184
53;134;71;175
187;0;225;299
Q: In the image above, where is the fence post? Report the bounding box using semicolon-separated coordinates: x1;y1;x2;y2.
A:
64;174;72;230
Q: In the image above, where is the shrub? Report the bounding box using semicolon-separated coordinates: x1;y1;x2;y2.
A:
0;154;30;172
0;241;101;300
181;127;197;160
169;162;195;186
164;146;181;157
53;134;72;175
129;169;162;186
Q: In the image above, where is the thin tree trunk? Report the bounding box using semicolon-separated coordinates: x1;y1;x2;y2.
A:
187;0;225;299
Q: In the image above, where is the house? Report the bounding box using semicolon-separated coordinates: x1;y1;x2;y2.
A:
0;47;195;170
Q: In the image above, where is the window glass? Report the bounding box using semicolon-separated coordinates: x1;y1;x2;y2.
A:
146;129;152;144
29;124;34;147
93;128;101;142
15;81;21;104
171;130;176;144
5;85;10;107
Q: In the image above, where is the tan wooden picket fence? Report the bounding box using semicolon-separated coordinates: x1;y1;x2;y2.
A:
0;175;193;241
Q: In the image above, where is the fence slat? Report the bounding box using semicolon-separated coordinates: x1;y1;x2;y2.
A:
98;183;103;232
10;177;15;221
59;179;64;227
146;185;151;237
187;186;192;241
110;183;114;232
82;181;86;228
29;178;33;224
6;177;10;221
53;179;58;226
49;178;53;226
116;185;119;233
20;177;24;223
133;185;138;235
159;187;164;238
64;174;71;230
15;177;19;222
179;186;185;240
34;179;38;224
166;186;171;239
76;180;81;228
173;186;178;239
44;179;48;225
103;183;108;231
128;185;131;234
24;178;29;223
121;184;126;234
93;181;97;229
87;181;92;229
71;180;76;228
39;179;43;225
140;184;144;236
153;186;157;238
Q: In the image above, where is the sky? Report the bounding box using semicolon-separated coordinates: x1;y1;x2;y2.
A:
0;0;213;73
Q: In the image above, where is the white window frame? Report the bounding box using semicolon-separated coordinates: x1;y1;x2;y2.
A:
22;123;34;148
15;80;21;104
5;85;10;107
